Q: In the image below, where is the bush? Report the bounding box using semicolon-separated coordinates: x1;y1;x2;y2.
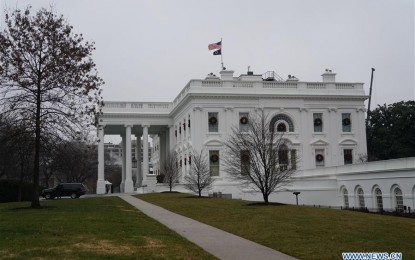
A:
0;180;37;203
156;174;165;183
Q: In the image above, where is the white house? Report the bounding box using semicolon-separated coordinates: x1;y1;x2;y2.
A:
96;69;415;212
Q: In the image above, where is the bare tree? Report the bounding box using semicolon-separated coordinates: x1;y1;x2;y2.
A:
184;149;215;197
52;140;98;183
223;111;298;204
161;151;181;192
0;7;103;207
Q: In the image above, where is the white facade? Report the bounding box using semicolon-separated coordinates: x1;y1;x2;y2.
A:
96;69;415;211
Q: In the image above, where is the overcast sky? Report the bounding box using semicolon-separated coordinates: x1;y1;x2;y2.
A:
1;0;414;108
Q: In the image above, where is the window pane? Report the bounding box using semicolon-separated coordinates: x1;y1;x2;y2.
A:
239;112;249;132
208;112;219;132
240;150;250;175
313;113;323;132
344;149;353;164
290;150;297;170
395;188;403;212
209;150;219;176
358;188;365;208
315;149;325;167
343;189;349;208
342;113;351;132
375;188;383;210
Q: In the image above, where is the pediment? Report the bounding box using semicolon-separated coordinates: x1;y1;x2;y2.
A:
339;138;357;145
203;139;223;147
310;138;329;146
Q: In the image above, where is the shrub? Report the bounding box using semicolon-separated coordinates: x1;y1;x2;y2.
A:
156;174;165;183
0;180;36;203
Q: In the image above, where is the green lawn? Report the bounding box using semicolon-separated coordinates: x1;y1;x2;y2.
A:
0;196;216;259
137;193;415;260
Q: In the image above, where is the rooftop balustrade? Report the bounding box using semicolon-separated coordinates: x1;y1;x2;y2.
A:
104;79;364;114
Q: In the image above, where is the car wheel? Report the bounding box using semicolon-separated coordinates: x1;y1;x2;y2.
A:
70;193;77;199
45;193;51;200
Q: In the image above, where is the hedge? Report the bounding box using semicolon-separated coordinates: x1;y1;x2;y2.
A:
0;180;37;203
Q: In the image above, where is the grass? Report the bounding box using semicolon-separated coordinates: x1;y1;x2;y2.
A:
0;196;216;259
137;193;415;260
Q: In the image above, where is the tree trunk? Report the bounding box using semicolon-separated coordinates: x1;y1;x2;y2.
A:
31;86;41;208
198;189;201;197
18;160;24;202
262;193;269;204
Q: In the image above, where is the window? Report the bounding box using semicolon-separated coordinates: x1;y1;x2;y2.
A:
313;113;323;132
240;150;250;175
315;149;325;167
342;113;351;132
344;149;353;164
208;112;219;132
394;187;403;212
278;144;288;171
343;188;349;208
276;122;287;132
209;150;219;176
375;188;383;211
357;187;365;208
239;112;249;132
270;114;294;132
290;150;297;170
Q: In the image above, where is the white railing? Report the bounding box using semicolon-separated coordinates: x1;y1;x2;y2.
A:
263;82;298;89
103;102;172;112
307;83;326;89
336;83;355;89
202;81;222;88
106;80;364;114
234;82;254;88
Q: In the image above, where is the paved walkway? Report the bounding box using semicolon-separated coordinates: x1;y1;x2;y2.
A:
118;194;297;260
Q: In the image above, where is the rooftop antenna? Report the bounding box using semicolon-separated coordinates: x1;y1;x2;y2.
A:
366;68;375;127
248;66;250;73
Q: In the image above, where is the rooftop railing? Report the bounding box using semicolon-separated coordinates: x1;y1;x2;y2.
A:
105;79;364;114
103;101;172;112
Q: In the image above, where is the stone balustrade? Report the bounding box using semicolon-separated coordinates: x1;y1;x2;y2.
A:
105;79;364;114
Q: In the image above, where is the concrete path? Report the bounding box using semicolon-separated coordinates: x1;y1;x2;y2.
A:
118;194;297;260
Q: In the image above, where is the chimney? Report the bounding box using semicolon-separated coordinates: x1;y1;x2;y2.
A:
321;69;336;83
220;70;234;80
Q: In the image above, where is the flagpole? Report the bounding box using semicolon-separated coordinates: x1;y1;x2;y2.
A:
221;37;224;70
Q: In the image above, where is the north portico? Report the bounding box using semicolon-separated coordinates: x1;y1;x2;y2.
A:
96;105;173;194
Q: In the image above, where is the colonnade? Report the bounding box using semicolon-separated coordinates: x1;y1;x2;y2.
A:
97;124;170;194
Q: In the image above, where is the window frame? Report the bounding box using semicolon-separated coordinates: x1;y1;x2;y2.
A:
209;150;220;176
208;112;219;133
342;113;352;132
313;113;323;133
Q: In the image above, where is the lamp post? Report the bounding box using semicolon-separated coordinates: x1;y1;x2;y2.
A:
293;192;301;205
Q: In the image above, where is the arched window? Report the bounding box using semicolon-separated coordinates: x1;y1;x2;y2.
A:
357;187;365;208
394;187;403;212
343;188;349;208
375;188;383;211
270;114;294;132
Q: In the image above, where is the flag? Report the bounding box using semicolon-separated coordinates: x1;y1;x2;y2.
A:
213;49;221;55
208;41;221;50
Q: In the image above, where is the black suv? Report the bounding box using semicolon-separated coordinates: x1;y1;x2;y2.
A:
41;183;87;199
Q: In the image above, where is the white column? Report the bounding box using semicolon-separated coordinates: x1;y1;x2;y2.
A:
160;132;167;174
142;125;149;176
169;125;174;153
96;126;106;194
135;136;142;187
124;125;134;193
121;134;126;193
